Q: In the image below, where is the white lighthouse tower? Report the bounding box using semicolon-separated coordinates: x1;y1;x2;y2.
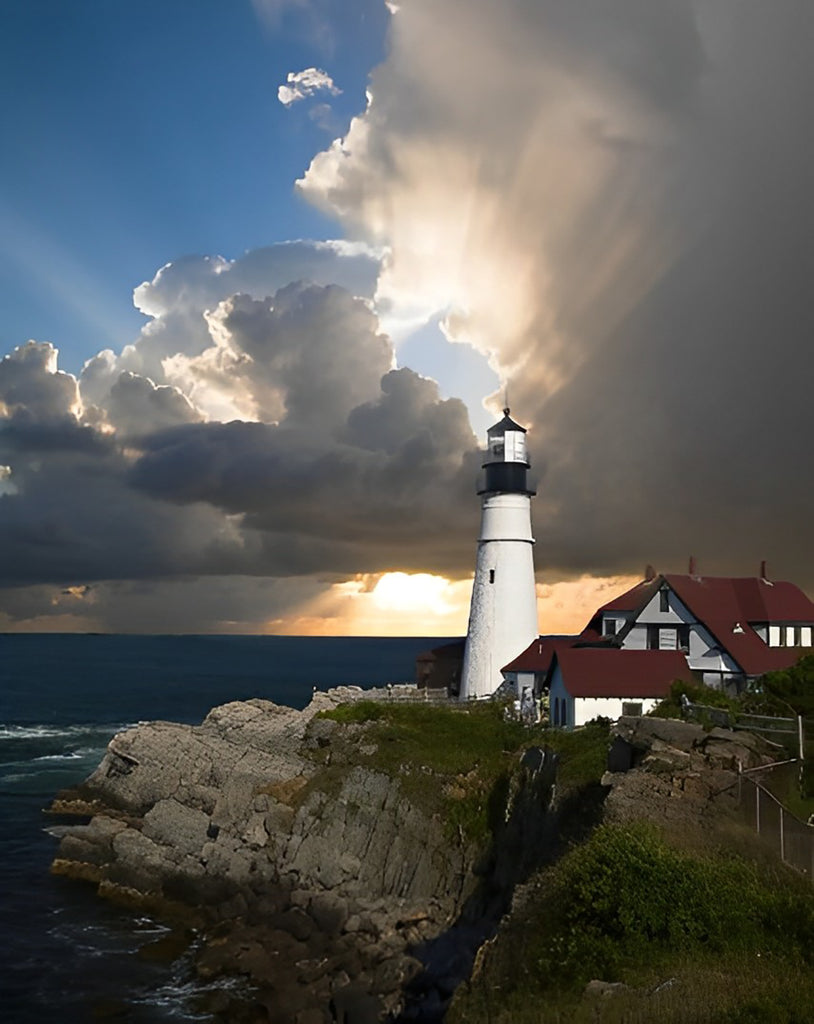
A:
459;409;538;700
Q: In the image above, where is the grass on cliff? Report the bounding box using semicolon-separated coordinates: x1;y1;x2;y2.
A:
314;702;609;844
448;821;814;1024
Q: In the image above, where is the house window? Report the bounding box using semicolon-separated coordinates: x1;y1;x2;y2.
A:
802;626;812;647
677;625;690;651
769;625;781;646
647;625;660;650
659;589;669;613
786;625;796;647
489;569;495;584
604;617;618;637
622;702;643;717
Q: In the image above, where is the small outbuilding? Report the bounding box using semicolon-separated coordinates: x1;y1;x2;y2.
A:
415;639;465;693
546;647;696;730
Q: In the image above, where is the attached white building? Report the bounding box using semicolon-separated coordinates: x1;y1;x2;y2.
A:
501;565;814;725
587;567;814;691
547;648;694;730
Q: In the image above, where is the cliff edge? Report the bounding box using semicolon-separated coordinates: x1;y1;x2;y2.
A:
49;690;558;1023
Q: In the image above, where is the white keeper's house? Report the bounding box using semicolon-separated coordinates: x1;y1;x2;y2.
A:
502;562;814;728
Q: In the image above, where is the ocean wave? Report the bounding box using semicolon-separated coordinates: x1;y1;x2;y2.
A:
0;723;135;741
132;970;251;1020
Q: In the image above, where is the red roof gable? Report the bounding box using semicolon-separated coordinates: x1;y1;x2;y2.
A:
589;572;814;678
663;574;814;677
553;648;694;699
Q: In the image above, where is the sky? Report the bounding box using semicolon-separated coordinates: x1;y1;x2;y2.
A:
2;0;814;635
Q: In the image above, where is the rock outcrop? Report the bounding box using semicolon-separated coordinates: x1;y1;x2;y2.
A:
603;714;780;828
49;688;555;1023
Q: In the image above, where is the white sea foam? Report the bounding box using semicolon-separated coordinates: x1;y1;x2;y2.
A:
32;751;84;763
0;723;135;741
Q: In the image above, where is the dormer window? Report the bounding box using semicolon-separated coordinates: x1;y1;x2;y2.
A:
604;617;618;637
766;624;814;647
659;589;669;613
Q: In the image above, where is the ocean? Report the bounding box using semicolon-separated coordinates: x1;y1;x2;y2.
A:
0;633;451;1023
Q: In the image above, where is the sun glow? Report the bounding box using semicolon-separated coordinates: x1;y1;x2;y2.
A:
272;571;473;636
264;571;642;639
371;572;455;614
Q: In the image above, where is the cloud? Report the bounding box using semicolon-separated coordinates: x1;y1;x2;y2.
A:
0;252;480;617
298;0;814;591
278;68;342;107
7;2;814;634
0;576;326;634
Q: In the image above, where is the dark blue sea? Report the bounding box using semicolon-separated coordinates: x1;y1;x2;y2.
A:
0;633;452;1023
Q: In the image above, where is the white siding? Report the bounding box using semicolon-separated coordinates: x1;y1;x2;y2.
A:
573;696;661;728
549;663;661;729
516;671;535;696
638;590;688;625
622;625;648;650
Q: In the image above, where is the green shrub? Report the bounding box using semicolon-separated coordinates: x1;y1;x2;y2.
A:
516;824;814;992
754;655;814;719
650;679;740;721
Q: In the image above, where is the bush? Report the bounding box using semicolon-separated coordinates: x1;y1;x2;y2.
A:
650;678;740;721
754;655;814;719
524;824;814;990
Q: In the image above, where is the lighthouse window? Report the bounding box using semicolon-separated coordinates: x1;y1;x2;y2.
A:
489;569;495;584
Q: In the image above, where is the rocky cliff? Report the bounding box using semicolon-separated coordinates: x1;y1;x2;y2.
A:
49;689;558;1023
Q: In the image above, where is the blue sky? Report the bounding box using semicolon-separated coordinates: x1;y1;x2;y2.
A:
0;0;388;376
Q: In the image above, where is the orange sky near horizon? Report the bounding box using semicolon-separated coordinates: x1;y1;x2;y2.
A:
268;570;641;638
0;570;642;637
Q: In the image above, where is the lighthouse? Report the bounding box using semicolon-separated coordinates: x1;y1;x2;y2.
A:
459;409;538;700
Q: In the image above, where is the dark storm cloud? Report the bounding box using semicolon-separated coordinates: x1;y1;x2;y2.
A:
0;275;480;610
302;0;814;588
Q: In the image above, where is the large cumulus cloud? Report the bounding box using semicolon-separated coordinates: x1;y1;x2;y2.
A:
0;240;480;630
300;0;814;588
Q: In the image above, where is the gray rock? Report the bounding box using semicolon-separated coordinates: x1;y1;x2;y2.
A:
585;979;629;998
142;798;210;857
614;716;706;752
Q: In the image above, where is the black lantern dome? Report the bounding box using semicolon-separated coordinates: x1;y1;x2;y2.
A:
478;408;535;495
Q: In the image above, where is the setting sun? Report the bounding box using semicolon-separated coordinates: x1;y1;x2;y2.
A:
371;572;455;614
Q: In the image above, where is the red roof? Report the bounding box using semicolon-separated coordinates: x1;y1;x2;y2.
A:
501;631;616;675
590;573;814;678
501;635;582;674
552;648;694;699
